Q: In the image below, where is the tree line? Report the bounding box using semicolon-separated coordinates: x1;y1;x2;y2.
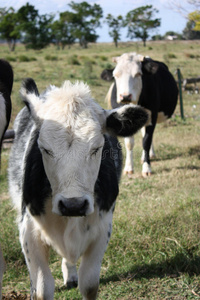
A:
0;1;199;51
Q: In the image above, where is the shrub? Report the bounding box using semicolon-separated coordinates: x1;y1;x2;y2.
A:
18;55;30;62
5;56;16;62
45;55;58;61
68;55;80;65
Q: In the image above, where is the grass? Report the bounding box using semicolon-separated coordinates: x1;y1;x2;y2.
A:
1;40;200;299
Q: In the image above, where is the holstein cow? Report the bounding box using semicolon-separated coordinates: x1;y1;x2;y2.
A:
0;59;13;300
101;52;178;176
9;78;149;299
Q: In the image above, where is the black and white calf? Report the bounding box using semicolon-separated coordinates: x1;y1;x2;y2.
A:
9;79;149;299
101;52;178;176
0;59;13;300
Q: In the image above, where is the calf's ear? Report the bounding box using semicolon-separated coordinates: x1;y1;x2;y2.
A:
142;58;159;75
100;68;114;81
105;104;150;137
20;78;42;123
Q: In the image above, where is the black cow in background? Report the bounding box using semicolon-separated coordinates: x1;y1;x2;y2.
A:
101;52;178;177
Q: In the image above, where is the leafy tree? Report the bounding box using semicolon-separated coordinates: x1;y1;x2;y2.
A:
189;10;200;30
105;14;123;47
124;5;161;46
61;1;103;48
17;2;54;50
51;18;75;49
183;19;200;39
0;7;20;51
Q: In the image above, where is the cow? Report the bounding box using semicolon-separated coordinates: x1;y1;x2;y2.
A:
101;52;178;177
0;59;13;300
8;78;149;300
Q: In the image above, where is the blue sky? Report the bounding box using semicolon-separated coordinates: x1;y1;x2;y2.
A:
1;0;190;42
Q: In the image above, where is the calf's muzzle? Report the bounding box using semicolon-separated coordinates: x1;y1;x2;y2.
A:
58;196;89;217
120;94;132;104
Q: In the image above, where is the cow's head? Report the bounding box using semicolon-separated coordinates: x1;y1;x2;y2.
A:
21;79;149;217
104;52;158;105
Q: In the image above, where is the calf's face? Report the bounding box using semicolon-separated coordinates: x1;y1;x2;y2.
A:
21;79;149;217
113;53;143;105
38;116;104;217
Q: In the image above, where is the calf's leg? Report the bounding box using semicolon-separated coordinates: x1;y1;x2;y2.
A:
142;123;156;177
78;217;112;300
20;214;54;300
62;258;78;288
124;136;134;175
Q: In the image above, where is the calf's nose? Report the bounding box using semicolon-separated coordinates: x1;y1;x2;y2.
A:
120;94;132;103
58;197;89;217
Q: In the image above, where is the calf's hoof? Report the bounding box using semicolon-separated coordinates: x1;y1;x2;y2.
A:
67;280;78;289
142;162;152;178
123;170;134;176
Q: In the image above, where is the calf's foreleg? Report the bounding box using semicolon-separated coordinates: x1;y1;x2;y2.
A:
124;136;134;175
20;215;54;300
62;258;78;288
78;218;112;300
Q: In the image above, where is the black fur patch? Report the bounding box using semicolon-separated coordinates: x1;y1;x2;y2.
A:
22;78;39;96
106;106;149;137
94;135;122;212
23;132;51;216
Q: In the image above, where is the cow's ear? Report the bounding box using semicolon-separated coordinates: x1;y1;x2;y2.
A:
100;68;114;81
105;104;150;137
20;78;42;123
142;58;159;75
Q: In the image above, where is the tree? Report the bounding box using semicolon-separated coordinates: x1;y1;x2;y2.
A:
61;1;103;48
183;19;200;39
189;10;200;30
51;18;75;49
105;14;123;47
17;2;54;50
166;0;200;17
124;5;161;46
0;7;20;51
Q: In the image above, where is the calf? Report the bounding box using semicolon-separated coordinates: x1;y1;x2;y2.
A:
0;59;13;300
101;52;178;176
9;78;149;299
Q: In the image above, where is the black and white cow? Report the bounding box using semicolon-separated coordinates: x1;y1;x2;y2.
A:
9;78;149;299
0;59;13;300
101;52;178;176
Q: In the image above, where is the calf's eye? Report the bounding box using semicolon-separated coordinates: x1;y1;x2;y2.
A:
91;147;102;157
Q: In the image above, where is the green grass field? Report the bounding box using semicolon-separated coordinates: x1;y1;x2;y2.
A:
0;40;200;299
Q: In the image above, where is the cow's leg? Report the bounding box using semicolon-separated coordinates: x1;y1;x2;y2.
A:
142;123;156;177
0;244;6;300
124;136;134;175
78;217;112;300
62;258;78;288
19;214;54;300
141;127;155;162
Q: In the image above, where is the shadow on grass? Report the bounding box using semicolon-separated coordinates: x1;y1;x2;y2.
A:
100;251;200;285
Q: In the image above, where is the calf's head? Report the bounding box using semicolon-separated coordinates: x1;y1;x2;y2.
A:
107;52;158;105
21;79;149;217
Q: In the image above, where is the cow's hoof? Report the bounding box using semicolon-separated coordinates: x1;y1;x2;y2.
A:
67;280;78;289
123;170;134;175
142;171;152;178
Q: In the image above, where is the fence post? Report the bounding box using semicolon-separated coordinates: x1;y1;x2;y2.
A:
177;68;184;120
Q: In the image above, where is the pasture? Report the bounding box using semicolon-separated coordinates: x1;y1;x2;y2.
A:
0;40;200;299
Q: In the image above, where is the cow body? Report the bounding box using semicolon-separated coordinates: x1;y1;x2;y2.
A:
9;79;149;299
101;52;178;176
0;59;13;300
